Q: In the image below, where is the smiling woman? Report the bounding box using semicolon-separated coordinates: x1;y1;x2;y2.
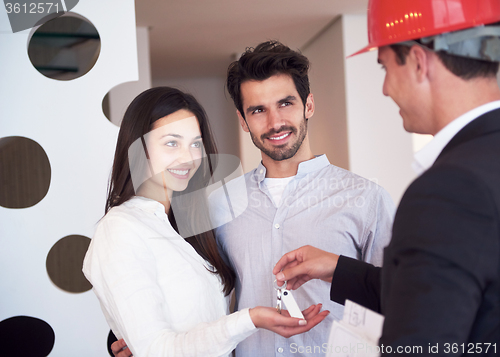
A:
137;111;204;204
101;87;228;287
82;87;328;357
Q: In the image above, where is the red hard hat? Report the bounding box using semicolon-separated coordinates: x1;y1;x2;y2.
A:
350;0;500;57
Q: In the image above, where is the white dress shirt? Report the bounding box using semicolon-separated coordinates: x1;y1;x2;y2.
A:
83;196;256;357
412;100;500;175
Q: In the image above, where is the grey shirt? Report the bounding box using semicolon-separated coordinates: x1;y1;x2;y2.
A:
209;155;395;357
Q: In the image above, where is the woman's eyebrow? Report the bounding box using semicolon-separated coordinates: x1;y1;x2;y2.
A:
159;134;202;140
160;133;183;139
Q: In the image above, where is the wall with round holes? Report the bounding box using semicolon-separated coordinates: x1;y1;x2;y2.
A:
0;1;138;355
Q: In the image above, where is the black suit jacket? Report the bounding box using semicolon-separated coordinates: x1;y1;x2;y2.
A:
330;109;500;356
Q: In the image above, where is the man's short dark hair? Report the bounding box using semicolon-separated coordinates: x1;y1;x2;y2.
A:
389;43;499;80
226;40;310;119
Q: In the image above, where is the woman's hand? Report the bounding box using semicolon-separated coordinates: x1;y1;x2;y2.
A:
110;304;330;355
249;304;329;338
111;338;132;357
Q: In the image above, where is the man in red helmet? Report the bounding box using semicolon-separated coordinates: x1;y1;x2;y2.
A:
275;0;500;355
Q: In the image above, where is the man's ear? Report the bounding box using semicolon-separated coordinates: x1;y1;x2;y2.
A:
305;93;315;119
237;110;250;133
410;45;429;83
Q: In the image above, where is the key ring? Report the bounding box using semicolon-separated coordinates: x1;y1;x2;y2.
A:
274;279;286;314
273;279;287;290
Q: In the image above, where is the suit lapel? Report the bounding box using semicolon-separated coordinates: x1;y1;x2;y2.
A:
436;108;500;162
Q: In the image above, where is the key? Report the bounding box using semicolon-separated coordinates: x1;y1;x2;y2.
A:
281;289;304;319
276;287;282;314
274;279;284;314
273;279;304;319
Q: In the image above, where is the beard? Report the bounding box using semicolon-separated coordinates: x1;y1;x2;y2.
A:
249;116;308;161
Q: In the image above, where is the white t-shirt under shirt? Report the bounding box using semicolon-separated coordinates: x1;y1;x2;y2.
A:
83;196;256;357
263;176;294;207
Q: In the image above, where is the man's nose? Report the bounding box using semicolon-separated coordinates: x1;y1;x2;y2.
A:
268;108;285;131
382;76;389;97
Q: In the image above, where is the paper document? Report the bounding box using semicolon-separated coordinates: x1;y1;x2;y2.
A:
325;300;384;357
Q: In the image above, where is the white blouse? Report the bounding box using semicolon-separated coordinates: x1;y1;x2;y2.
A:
83;196;256;357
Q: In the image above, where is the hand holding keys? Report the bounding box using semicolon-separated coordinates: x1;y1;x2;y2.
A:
245;279;330;338
274;279;304;319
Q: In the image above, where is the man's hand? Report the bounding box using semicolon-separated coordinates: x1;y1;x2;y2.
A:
249;304;329;338
111;339;132;357
273;245;339;290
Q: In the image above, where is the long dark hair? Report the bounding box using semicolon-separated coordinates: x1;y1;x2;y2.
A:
106;87;235;295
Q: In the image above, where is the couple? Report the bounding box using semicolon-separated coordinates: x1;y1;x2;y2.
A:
84;41;394;356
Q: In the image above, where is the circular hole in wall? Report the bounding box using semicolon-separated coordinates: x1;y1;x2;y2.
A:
28;13;100;80
102;81;146;126
46;235;92;293
102;91;112;122
0;316;55;357
0;136;51;209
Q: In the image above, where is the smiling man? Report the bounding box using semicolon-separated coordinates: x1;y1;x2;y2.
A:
237;73;311;172
237;73;313;178
208;40;395;357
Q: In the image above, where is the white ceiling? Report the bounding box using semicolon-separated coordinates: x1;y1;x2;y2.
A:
135;0;368;78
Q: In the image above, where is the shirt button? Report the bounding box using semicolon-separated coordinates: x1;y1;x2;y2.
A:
260;169;264;174
277;347;284;353
274;223;280;229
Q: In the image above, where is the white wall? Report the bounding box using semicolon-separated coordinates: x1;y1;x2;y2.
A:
302;17;350;170
109;26;152;126
0;1;138;355
343;15;416;204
